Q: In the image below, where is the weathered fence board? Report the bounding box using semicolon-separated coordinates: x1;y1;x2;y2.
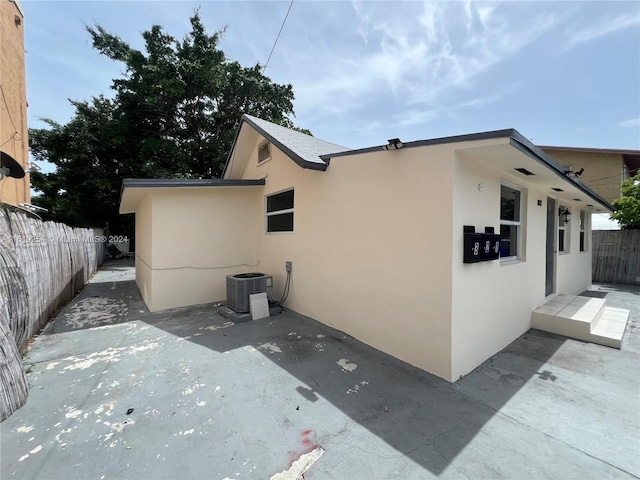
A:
0;209;105;421
592;230;640;285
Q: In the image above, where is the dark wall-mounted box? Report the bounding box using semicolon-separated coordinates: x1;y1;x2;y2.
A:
463;231;483;263
481;233;500;261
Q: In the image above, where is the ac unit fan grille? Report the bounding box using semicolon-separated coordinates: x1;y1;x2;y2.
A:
226;273;273;313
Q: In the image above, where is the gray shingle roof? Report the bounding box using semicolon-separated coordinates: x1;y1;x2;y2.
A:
242;115;350;171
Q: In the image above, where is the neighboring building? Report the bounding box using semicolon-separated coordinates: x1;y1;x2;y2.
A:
0;0;30;206
539;146;640;205
120;116;619;382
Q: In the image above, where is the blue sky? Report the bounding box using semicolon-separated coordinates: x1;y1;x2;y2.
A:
23;0;640;165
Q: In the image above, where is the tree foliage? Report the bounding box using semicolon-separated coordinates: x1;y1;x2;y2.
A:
30;12;303;233
610;174;640;229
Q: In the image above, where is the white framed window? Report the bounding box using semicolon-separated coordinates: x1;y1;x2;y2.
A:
579;210;587;252
258;142;271;163
558;204;570;253
500;183;523;262
266;189;294;233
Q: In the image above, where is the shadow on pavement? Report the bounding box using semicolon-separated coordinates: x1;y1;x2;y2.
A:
43;261;575;476
32;261;638;477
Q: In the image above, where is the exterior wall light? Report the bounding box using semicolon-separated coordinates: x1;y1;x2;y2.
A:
382;138;403;150
560;207;571;224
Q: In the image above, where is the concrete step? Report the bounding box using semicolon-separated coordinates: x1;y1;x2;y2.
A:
591;307;630;348
531;294;629;349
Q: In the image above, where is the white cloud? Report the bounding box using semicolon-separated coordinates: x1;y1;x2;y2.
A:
618;118;640;128
292;1;560;118
393;110;439;128
564;13;640;50
456;95;502;109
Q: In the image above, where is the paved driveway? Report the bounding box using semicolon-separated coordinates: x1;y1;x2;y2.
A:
1;260;639;479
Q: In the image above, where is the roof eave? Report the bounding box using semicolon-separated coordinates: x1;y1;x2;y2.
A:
538;145;640;156
322;128;519;161
319;126;612;212
508;133;614;212
119;178;265;212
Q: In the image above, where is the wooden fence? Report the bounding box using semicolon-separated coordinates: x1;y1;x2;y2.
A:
0;209;105;421
592;230;640;285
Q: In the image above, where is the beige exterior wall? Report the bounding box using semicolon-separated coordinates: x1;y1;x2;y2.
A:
450;153;594;379
140;187;262;312
239;141;456;380
542;149;624;204
0;0;29;206
135;191;153;308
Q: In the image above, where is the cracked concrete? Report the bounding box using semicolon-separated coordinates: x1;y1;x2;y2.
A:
1;260;638;479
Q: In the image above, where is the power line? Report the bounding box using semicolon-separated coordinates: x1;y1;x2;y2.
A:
262;0;294;73
585;169;639;185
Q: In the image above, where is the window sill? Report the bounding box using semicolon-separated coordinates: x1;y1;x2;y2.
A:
500;257;523;266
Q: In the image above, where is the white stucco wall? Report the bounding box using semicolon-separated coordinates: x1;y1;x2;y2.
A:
240;142;456;380
144;187;262;311
450;150;595;380
556;205;592;295
450;153;544;380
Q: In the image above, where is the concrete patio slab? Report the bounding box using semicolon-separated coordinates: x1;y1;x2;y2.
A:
1;260;639;479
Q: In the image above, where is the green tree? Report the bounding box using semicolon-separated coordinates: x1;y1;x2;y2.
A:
611;174;640;229
30;96;134;232
30;11;303;233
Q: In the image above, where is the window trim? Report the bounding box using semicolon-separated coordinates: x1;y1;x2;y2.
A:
558;204;570;254
265;188;294;234
499;181;523;263
258;141;271;164
579;210;587;252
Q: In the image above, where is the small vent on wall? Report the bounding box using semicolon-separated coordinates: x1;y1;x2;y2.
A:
586;204;593;207
551;188;564;192
258;142;271;163
514;168;535;176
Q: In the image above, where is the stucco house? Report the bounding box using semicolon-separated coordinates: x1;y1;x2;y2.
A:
120;115;629;382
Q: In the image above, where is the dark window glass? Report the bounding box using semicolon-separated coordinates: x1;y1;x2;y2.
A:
580;232;585;252
559;230;565;252
268;212;294;232
267;190;294;213
500;186;520;221
500;224;518;257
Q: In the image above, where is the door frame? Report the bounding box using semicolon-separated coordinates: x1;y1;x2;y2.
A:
545;197;556;296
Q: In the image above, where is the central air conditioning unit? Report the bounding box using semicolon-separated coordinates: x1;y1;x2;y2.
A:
226;273;273;313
